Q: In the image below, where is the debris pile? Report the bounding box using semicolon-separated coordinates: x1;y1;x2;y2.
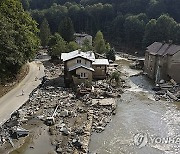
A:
129;59;144;70
0;61;121;154
153;79;180;102
77;80;123;99
44;62;62;79
91;98;116;133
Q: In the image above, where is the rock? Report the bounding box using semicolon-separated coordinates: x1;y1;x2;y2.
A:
77;107;86;113
60;127;70;136
19;118;28;123
159;79;165;84
72;138;83;149
60;109;69;117
56;147;62;153
75;128;85;135
37;115;45;121
49;127;56;135
56;122;65;129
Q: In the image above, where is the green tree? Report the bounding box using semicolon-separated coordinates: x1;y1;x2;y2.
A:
0;0;39;81
110;71;120;86
147;0;166;19
58;17;75;42
110;14;125;43
155;14;177;42
48;33;67;59
94;31;106;54
124;14;146;48
40;18;51;47
67;41;79;52
21;0;29;10
81;38;93;51
106;47;115;61
143;19;158;47
175;24;180;44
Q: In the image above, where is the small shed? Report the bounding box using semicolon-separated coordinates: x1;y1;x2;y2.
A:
92;59;109;79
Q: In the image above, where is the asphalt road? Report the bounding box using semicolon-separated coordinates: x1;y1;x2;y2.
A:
0;61;45;126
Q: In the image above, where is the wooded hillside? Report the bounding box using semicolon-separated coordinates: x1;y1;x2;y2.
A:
0;0;39;82
22;0;180;54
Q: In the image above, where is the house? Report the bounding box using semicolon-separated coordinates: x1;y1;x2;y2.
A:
74;33;92;47
144;42;180;83
61;50;109;86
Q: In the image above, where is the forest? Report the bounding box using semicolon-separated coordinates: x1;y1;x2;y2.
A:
1;0;180;81
22;0;180;52
0;0;39;81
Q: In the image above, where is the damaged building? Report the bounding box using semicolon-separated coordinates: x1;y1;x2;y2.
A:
74;33;92;47
144;42;180;83
61;50;109;86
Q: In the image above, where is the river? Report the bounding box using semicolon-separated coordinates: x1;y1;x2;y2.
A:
89;57;180;154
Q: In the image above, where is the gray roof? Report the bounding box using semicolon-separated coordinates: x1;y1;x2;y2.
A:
147;42;163;55
164;44;180;55
92;59;109;65
147;42;180;56
68;64;94;72
61;50;95;62
157;43;169;56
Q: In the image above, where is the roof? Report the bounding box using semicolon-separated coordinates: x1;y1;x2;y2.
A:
147;42;180;56
147;42;163;55
68;64;94;72
92;59;109;65
164;44;180;55
61;50;95;62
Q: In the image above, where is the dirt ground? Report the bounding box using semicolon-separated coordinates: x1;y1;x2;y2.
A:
0;64;29;98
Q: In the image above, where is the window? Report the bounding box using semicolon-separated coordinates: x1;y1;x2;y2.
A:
77;59;81;63
80;73;87;78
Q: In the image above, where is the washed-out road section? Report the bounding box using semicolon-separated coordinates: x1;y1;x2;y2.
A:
0;61;45;126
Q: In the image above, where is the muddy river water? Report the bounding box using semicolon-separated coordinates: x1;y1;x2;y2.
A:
89;58;180;154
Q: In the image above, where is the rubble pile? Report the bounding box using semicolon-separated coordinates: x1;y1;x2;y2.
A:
77;80;123;99
153;80;180;102
90;98;116;133
0;62;122;154
44;62;62;79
